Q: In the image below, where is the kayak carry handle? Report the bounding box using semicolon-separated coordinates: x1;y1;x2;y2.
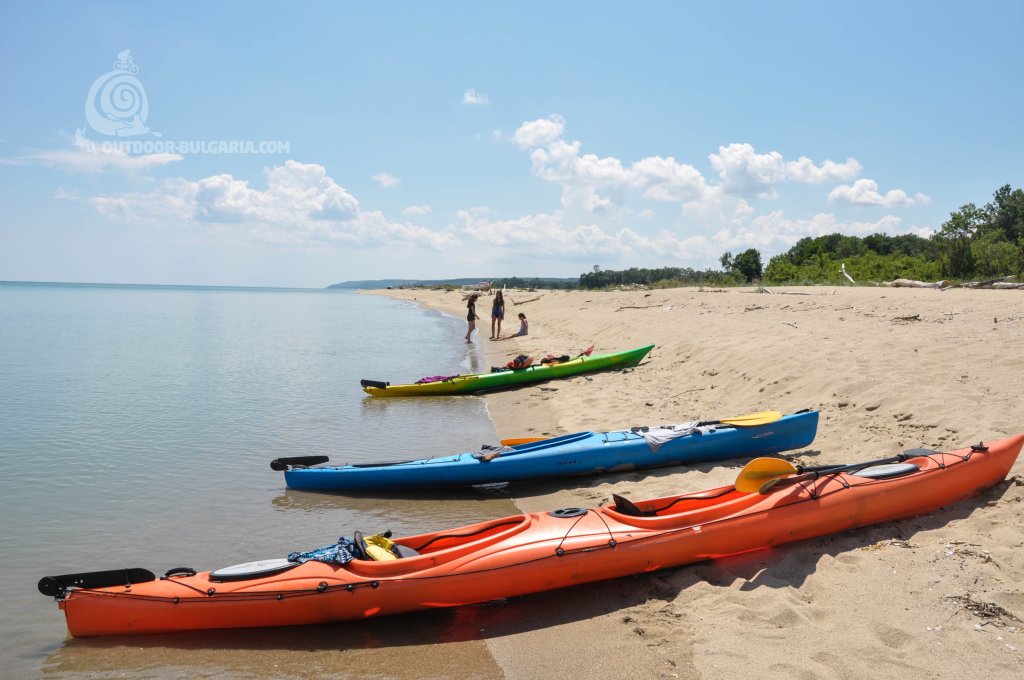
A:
270;455;330;471
164;567;197;578
37;567;156;598
360;379;389;389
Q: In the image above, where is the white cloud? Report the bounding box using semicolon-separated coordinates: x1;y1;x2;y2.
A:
3;130;182;173
71;111;934;273
786;155;863;184
513;115;566;148
86;160;454;250
630;155;710;203
828;178;931;207
403;204;432;215
519;127;710;211
191;161;359;223
512;117;863;215
707;144;787;199
713;211;908;253
456;208;713;261
372;171;400;188
708;143;861;199
462;88;490;105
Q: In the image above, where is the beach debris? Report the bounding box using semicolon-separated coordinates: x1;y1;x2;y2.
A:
891;314;922;323
862;539;918;550
615;305;661;311
509;295;543;306
947;595;1022;625
840;262;856;284
956;275;1024;290
883;278;950;289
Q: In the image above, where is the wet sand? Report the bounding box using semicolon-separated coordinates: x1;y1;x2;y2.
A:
368;285;1024;679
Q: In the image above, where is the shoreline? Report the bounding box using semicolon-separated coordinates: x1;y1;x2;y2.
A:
365;285;1024;679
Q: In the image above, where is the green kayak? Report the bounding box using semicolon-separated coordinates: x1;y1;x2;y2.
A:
361;344;654;397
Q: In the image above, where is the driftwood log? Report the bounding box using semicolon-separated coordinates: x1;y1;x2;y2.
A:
883;278;949;289
959;275;1024;290
615;304;660;312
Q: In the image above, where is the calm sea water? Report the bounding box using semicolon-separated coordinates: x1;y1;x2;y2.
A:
0;282;518;679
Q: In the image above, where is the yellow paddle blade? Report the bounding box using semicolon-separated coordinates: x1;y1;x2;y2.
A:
719;411;783;427
500;437;546;446
734;457;799;493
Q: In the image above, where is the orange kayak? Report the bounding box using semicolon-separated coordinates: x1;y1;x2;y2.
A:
42;434;1022;637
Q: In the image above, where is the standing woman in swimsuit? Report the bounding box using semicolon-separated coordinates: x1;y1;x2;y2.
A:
490;290;505;340
465;294;479;342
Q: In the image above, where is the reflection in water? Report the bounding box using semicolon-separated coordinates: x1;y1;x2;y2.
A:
3;286;514;679
41;567;682;680
43;605;505;680
271;488;517;534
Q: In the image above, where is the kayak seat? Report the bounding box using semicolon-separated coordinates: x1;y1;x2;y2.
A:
392;544;420;558
354;531;420;560
612;494;653;517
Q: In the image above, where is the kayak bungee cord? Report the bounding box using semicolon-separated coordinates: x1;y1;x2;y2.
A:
552;508;618;556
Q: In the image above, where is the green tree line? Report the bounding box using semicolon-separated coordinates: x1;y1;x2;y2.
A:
575;184;1023;288
578;265;740;289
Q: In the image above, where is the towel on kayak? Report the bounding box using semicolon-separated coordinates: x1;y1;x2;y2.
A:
472;444;515;462
636;421;710;452
288;536;357;565
415;374;459;384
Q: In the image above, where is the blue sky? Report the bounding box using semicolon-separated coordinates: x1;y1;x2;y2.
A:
1;1;1022;287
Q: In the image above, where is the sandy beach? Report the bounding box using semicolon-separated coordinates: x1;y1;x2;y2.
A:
367;285;1024;679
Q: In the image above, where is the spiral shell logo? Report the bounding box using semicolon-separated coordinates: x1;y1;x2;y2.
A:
85;50;160;138
78;49;289;155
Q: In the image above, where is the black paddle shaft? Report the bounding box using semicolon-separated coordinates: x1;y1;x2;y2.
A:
761;454;913;493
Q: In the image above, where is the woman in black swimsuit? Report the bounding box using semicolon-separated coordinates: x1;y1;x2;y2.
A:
464;294;479;342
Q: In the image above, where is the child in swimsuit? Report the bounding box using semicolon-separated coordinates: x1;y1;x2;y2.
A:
490;291;505;340
464;294;479;342
514;312;528;336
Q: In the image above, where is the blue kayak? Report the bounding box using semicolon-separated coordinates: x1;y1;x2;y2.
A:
273;409;819;491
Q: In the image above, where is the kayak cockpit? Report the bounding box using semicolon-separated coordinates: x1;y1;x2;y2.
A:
344;514;532;576
601;484;767;529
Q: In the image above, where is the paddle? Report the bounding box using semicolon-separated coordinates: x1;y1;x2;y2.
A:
500;437;543;446
700;411;782;428
757;456;909;494
734;458;844;493
499;411;785;447
743;448;937;494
